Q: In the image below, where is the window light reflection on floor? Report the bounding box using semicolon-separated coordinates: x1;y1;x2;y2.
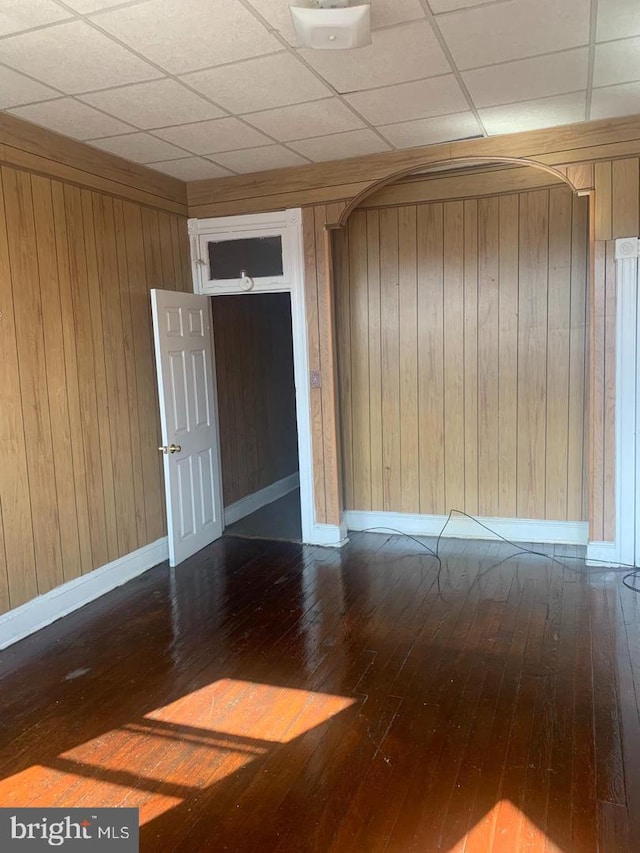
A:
0;679;355;826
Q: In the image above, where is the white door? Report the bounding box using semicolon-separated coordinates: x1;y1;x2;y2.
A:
151;289;223;566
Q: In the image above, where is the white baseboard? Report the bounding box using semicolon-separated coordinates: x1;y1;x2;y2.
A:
306;521;349;548
224;472;300;526
0;537;168;651
585;540;622;566
345;510;588;545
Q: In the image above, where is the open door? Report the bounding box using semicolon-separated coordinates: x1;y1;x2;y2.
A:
151;289;223;566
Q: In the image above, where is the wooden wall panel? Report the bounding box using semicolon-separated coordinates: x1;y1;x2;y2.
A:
366;211;383;512
517;190;549;520
31;176;82;583
417;203;445;515
611;158;640;239
568;195;589;523
335;222;353;511
212;294;299;508
545;188;572;521
463;199;479;515
302;202;347;527
0;166;190;617
497;194;519;517
380;207;401;512
399;205;419;512
443;202;465;513
337;184;589;521
0;169;36;609
3;168;64;596
51;182;93;574
302;207;326;521
477;196;501;517
348;212;371;510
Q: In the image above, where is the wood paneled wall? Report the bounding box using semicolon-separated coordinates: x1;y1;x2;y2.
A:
212;293;299;507
0;165;191;616
336;185;589;521
188;118;640;542
594;157;640;240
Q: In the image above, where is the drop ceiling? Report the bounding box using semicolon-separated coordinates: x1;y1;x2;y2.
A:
0;0;638;180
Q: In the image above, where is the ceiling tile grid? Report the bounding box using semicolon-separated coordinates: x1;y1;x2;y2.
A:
0;0;636;179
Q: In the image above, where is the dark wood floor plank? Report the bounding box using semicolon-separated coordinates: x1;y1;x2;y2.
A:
0;534;636;852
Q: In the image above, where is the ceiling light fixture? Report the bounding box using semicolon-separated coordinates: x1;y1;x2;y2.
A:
290;1;371;50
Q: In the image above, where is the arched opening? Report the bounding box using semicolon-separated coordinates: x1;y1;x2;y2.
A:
333;156;585;229
330;157;593;545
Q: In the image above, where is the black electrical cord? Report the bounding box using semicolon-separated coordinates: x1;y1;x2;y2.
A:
622;569;640;593
359;509;640;591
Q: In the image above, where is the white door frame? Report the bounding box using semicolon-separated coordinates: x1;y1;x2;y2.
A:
587;236;639;566
187;208;345;548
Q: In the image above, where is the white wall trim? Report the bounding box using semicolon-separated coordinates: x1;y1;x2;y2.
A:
592;237;640;567
307;521;349;548
224;472;300;526
585;540;622;566
346;511;588;545
0;538;168;651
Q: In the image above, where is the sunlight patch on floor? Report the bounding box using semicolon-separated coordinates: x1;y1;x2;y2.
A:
450;798;566;853
0;679;355;826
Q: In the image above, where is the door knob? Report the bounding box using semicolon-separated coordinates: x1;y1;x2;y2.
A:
158;444;182;454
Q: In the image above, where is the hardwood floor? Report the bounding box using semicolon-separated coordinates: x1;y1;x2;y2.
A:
0;533;638;852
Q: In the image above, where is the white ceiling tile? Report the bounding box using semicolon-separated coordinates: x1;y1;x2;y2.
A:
379;112;482;149
148;157;234;180
92;0;281;75
80;79;224;130
0;66;59;109
0;20;159;93
62;0;145;11
154;118;271;155
211;145;310;174
88;132;187;163
8;98;134;140
594;38;640;88
437;0;591;70
246;0;425;46
181;53;331;115
369;0;425;28
479;92;586;135
597;0;640;42
0;0;71;37
591;81;640;120
301;21;451;94
463;48;589;108
345;76;468;125
244;99;364;142
288;129;391;162
429;0;497;12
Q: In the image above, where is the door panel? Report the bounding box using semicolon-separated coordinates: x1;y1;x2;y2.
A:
151;289;223;566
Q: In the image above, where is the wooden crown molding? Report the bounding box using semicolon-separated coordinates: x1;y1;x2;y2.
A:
187;113;640;218
0;113;187;215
